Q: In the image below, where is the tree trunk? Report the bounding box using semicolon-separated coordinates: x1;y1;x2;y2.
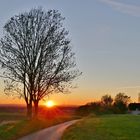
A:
27;102;32;119
34;100;39;118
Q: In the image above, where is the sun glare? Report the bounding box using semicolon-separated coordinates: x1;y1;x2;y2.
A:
45;100;55;108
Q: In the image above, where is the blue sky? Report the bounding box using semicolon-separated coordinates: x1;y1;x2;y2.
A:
0;0;140;105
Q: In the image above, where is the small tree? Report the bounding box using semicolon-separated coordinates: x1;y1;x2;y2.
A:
101;94;113;106
114;93;130;113
0;8;81;118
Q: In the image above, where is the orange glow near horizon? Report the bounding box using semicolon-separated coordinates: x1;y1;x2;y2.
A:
0;88;139;106
45;100;55;108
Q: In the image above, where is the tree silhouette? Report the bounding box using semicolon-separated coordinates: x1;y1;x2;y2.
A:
114;93;130;113
0;8;81;118
101;94;113;106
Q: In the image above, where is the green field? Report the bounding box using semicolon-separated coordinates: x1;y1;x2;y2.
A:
62;114;140;140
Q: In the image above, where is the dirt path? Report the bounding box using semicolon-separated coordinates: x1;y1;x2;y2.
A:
18;120;79;140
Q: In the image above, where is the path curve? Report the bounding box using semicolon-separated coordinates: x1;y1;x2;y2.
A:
18;120;79;140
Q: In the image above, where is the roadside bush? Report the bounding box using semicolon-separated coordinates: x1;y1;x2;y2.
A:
76;102;102;116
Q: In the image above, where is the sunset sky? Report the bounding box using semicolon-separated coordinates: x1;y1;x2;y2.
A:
1;0;140;105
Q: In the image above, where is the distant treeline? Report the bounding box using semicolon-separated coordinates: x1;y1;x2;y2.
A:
76;93;133;116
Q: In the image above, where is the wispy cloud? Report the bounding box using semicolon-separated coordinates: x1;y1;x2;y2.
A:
99;0;140;17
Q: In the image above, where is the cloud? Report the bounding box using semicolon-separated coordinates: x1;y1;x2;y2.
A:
99;0;140;17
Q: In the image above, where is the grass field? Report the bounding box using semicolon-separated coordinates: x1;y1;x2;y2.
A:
0;105;79;140
62;114;140;140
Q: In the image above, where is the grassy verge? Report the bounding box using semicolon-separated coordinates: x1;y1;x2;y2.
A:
62;114;140;140
0;108;80;140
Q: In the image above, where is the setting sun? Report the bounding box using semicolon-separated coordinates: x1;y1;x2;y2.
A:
45;100;55;108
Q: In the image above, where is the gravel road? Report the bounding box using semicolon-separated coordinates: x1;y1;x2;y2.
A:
18;120;78;140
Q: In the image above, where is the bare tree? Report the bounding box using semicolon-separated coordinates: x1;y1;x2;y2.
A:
0;8;81;118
